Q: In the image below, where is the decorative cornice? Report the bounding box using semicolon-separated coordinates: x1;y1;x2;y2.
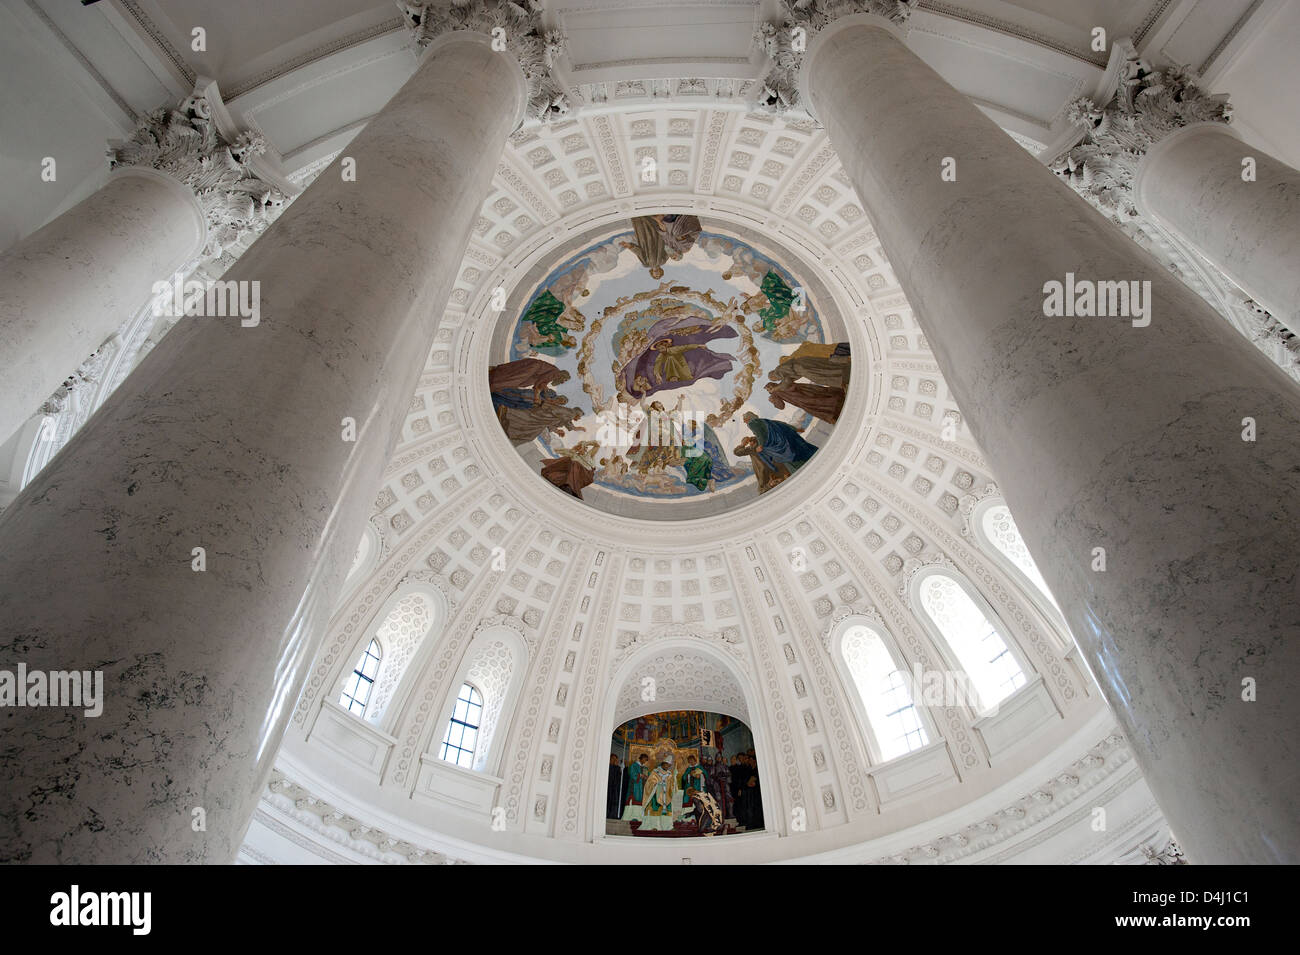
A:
872;731;1137;865
754;0;917;114
395;0;570;122
261;770;469;864
108;94;287;260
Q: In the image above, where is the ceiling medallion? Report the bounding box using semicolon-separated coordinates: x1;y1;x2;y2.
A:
489;215;852;517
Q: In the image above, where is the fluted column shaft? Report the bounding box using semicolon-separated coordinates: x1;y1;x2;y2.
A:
806;17;1300;863
0;34;524;863
0;168;206;443
1135;122;1300;327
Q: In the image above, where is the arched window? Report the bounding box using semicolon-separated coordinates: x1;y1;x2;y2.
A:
433;626;527;775
916;571;1026;711
841;625;927;761
980;504;1061;613
340;639;381;717
440;682;483;768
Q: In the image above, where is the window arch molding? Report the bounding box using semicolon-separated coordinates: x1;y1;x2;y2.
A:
905;560;1035;719
330;575;450;734
825;612;938;767
965;494;1073;652
430;621;529;777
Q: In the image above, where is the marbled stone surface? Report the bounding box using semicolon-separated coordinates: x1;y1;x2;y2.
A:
809;19;1300;863
0;35;523;863
1137;122;1300;327
0;168;205;444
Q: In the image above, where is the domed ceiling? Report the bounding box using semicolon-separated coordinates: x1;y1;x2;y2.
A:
489;217;850;517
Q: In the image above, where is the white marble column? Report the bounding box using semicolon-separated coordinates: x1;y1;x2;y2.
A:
0;167;206;444
1135;122;1300;327
803;15;1300;863
0;33;525;863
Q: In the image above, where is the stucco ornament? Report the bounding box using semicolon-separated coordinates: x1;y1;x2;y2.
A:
395;0;570;122
754;0;918;114
1053;57;1232;224
107;95;286;259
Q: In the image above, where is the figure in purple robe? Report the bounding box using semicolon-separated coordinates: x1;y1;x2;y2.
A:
620;315;738;399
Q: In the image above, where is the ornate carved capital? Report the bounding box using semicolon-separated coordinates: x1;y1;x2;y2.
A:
394;0;570;122
754;0;917;114
108;94;286;260
1052;56;1231;225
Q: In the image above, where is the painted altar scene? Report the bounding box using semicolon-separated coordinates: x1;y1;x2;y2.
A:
488;216;850;517
605;710;764;838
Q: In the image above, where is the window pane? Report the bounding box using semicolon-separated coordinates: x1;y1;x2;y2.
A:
918;573;1026;710
842;625;928;761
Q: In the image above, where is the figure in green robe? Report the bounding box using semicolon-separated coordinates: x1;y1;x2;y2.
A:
522;289;573;352
680;755;708;799
621;754;650;822
756;270;794;335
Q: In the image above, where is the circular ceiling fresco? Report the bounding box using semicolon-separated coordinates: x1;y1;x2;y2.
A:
488;215;851;518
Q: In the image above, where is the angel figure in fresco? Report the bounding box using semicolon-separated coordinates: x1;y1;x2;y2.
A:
621;314;738;399
640;751;676;832
540;439;601;500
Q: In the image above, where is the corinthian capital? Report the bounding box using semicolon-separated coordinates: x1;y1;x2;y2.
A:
754;0;917;114
395;0;570;123
1052;55;1232;223
108;95;286;260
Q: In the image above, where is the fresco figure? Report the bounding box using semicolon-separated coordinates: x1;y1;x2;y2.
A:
520;289;576;351
641;755;676;831
540;439;601;499
489;358;570;402
686;790;724;836
764;379;845;424
622;216;667;278
680;754;708;802
498;400;582;445
659;213;701;258
769;342;851;390
734;411;819;493
621;315;738;399
607;755;624;819
622;754;649;822
705;753;732;821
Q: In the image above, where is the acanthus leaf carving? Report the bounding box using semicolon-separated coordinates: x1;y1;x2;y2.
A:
1052;55;1231;225
754;0;917;115
395;0;571;123
108;94;287;260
